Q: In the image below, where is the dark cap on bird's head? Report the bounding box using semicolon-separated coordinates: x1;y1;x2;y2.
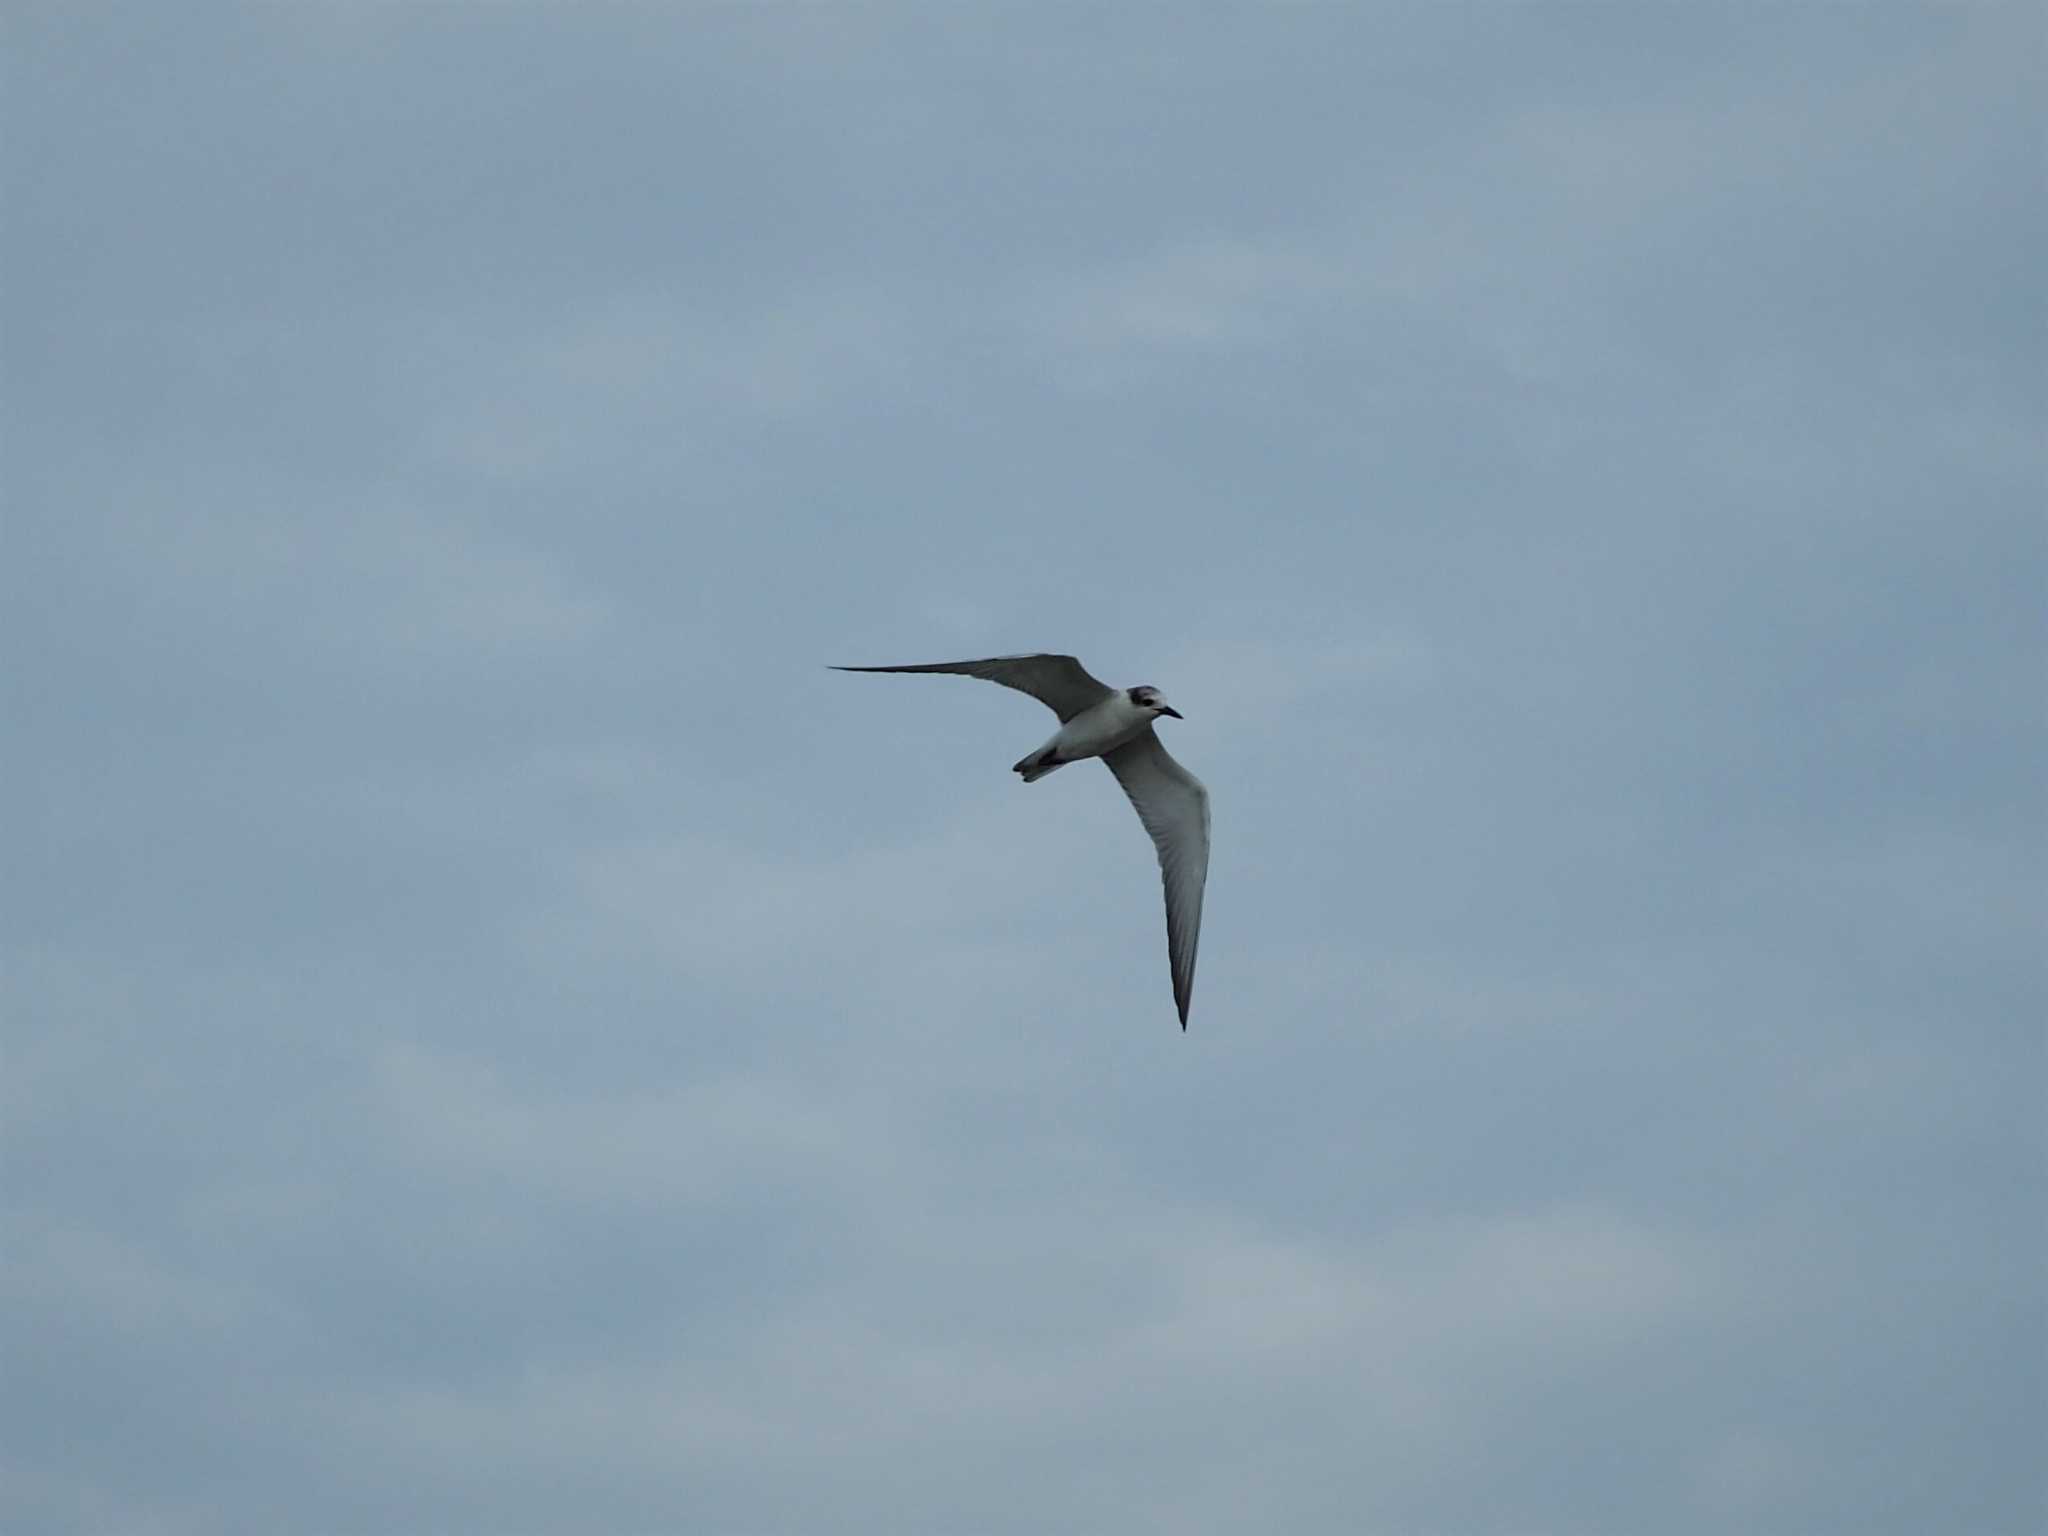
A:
1128;685;1183;720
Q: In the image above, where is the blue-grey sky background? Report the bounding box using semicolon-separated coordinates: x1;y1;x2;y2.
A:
6;6;2043;1534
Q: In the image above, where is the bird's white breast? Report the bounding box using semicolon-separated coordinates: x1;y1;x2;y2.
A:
1051;692;1151;760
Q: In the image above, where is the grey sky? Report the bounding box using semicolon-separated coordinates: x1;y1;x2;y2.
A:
6;6;2043;1534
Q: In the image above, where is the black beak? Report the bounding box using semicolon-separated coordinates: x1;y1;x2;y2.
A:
1159;706;1184;720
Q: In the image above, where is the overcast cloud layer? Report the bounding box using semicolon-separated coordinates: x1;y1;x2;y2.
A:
5;7;2043;1535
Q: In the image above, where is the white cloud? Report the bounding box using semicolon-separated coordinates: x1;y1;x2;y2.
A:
372;1039;888;1207
407;285;916;482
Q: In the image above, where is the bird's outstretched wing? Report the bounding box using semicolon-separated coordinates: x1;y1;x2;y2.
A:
832;654;1114;722
1102;728;1210;1029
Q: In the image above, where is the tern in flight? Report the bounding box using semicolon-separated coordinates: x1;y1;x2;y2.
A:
833;653;1211;1029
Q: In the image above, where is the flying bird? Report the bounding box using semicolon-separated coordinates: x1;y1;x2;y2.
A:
833;653;1210;1029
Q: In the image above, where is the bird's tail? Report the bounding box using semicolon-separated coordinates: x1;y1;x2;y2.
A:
1013;748;1065;784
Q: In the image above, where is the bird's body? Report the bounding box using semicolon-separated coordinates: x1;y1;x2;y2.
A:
1013;687;1164;782
833;653;1210;1029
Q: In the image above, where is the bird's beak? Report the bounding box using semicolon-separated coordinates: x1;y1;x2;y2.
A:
1159;706;1184;720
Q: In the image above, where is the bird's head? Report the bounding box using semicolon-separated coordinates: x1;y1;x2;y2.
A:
1127;685;1183;721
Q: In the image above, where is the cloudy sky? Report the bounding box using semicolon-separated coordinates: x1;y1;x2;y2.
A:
6;6;2042;1534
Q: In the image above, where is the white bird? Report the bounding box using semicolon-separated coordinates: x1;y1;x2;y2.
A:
833;653;1211;1029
